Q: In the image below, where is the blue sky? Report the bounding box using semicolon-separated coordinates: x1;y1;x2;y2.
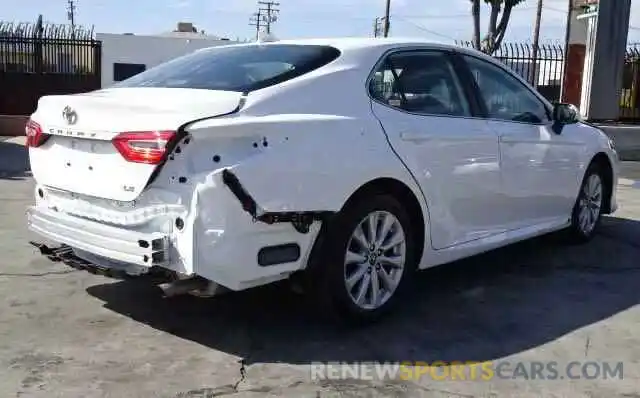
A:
2;0;640;43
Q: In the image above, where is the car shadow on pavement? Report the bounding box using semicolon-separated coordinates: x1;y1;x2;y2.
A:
86;216;640;366
0;140;30;180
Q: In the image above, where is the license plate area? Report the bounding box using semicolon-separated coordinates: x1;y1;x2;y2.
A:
30;129;156;202
54;136;112;154
51;136;117;173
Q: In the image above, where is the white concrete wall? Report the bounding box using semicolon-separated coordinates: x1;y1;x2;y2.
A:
96;33;239;88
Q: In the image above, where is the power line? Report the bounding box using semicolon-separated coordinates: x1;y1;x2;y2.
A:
394;6;541;19
394;17;458;41
249;10;263;40
396;13;473;19
66;0;76;28
542;5;569;14
383;0;391;37
373;17;383;37
258;1;280;35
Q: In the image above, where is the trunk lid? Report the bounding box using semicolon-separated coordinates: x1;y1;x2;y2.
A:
29;88;242;202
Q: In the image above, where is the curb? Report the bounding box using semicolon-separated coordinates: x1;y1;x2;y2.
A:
618;150;640;162
0;136;26;145
619;178;640;189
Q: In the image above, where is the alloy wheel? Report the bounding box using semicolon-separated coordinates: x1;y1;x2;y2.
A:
578;173;603;235
343;210;407;310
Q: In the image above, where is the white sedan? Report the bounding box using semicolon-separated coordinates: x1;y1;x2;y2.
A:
26;38;619;323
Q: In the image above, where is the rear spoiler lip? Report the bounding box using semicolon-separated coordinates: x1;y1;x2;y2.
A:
142;93;248;189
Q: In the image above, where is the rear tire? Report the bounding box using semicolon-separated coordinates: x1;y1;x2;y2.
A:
307;194;418;325
565;162;606;243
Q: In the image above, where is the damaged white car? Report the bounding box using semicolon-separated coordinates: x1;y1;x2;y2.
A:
27;38;619;322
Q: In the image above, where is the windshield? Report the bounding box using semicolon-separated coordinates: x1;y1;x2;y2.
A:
113;44;341;92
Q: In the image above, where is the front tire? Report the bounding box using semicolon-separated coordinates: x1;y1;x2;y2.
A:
308;194;418;324
566;162;606;243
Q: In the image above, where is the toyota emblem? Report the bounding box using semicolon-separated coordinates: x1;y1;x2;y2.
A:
62;106;78;125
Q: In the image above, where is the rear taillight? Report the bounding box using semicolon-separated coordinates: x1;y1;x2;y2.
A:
112;131;177;165
25;119;51;148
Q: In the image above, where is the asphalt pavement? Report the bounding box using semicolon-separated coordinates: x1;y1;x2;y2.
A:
1;138;640;397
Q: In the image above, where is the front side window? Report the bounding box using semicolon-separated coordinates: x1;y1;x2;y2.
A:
370;51;471;117
114;44;341;92
462;55;550;124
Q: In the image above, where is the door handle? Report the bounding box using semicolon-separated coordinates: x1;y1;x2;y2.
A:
499;135;519;144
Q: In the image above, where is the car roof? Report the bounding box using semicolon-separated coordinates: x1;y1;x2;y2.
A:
267;37;447;49
193;37;503;79
198;37;489;58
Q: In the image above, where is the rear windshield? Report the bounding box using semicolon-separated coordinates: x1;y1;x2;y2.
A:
113;44;341;92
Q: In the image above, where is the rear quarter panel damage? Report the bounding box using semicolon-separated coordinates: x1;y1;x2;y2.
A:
144;51;430;289
151;112;425;290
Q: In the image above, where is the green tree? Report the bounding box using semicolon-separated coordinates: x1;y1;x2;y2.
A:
471;0;525;54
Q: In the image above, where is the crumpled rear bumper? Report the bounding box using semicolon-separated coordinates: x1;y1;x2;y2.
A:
26;206;170;267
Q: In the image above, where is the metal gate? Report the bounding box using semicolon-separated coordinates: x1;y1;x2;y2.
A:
0;20;101;116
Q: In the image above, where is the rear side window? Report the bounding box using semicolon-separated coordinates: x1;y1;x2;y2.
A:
113;44;341;92
370;51;471;117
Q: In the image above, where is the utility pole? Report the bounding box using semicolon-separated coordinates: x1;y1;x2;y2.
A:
249;10;263;40
530;0;543;87
66;0;76;29
383;0;391;37
559;0;574;102
258;1;280;35
580;0;631;119
373;17;383;37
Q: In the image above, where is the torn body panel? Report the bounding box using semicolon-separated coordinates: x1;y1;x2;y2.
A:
28;184;188;273
28;96;427;293
166;111;427;289
29;242;141;279
183;112;423;213
221;168;334;233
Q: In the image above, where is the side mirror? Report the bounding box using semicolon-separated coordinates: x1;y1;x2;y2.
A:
552;102;580;125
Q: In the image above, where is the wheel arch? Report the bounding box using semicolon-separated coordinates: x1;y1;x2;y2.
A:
304;177;427;273
590;152;614;214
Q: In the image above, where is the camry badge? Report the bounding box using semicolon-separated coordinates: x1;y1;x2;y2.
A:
62;106;78;125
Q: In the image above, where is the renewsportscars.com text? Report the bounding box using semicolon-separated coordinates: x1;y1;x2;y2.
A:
310;361;624;381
